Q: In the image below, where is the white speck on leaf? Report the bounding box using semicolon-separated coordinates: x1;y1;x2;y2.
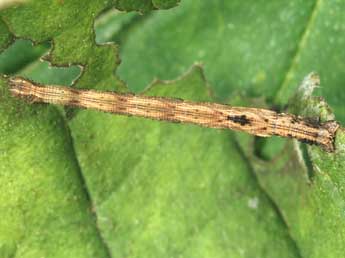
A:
298;72;320;99
247;197;259;209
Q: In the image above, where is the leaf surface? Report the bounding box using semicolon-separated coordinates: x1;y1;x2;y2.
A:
116;0;345;123
1;1;345;258
0;77;110;257
236;95;345;258
69;66;299;257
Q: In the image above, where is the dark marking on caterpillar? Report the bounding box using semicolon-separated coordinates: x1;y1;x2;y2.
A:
227;115;251;126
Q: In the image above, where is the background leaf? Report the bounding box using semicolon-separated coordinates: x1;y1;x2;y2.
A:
69;66;299;257
0;19;11;50
0;77;110;257
236;89;345;258
116;0;345;123
1;0;345;258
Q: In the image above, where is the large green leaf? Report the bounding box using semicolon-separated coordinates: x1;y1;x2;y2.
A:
116;0;345;123
0;0;178;89
250;131;345;258
1;0;123;91
0;76;110;257
1;0;345;258
236;79;345;258
117;1;314;96
69;66;299;257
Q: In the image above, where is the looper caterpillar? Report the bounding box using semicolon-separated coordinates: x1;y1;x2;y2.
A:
8;77;339;152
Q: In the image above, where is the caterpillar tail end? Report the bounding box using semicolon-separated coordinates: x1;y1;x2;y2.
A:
320;120;340;153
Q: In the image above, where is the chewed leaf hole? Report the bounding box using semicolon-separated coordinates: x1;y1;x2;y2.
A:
0;39;81;85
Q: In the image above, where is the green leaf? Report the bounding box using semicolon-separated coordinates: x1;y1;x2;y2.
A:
236;75;345;258
112;0;154;12
69;66;299;257
0;19;11;51
0;77;110;257
116;1;315;96
116;0;345;123
237;131;345;258
274;0;345;121
1;0;124;91
113;0;181;12
1;1;345;258
152;0;181;9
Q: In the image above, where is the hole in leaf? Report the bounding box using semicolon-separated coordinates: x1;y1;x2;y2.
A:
0;39;49;74
0;39;81;85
